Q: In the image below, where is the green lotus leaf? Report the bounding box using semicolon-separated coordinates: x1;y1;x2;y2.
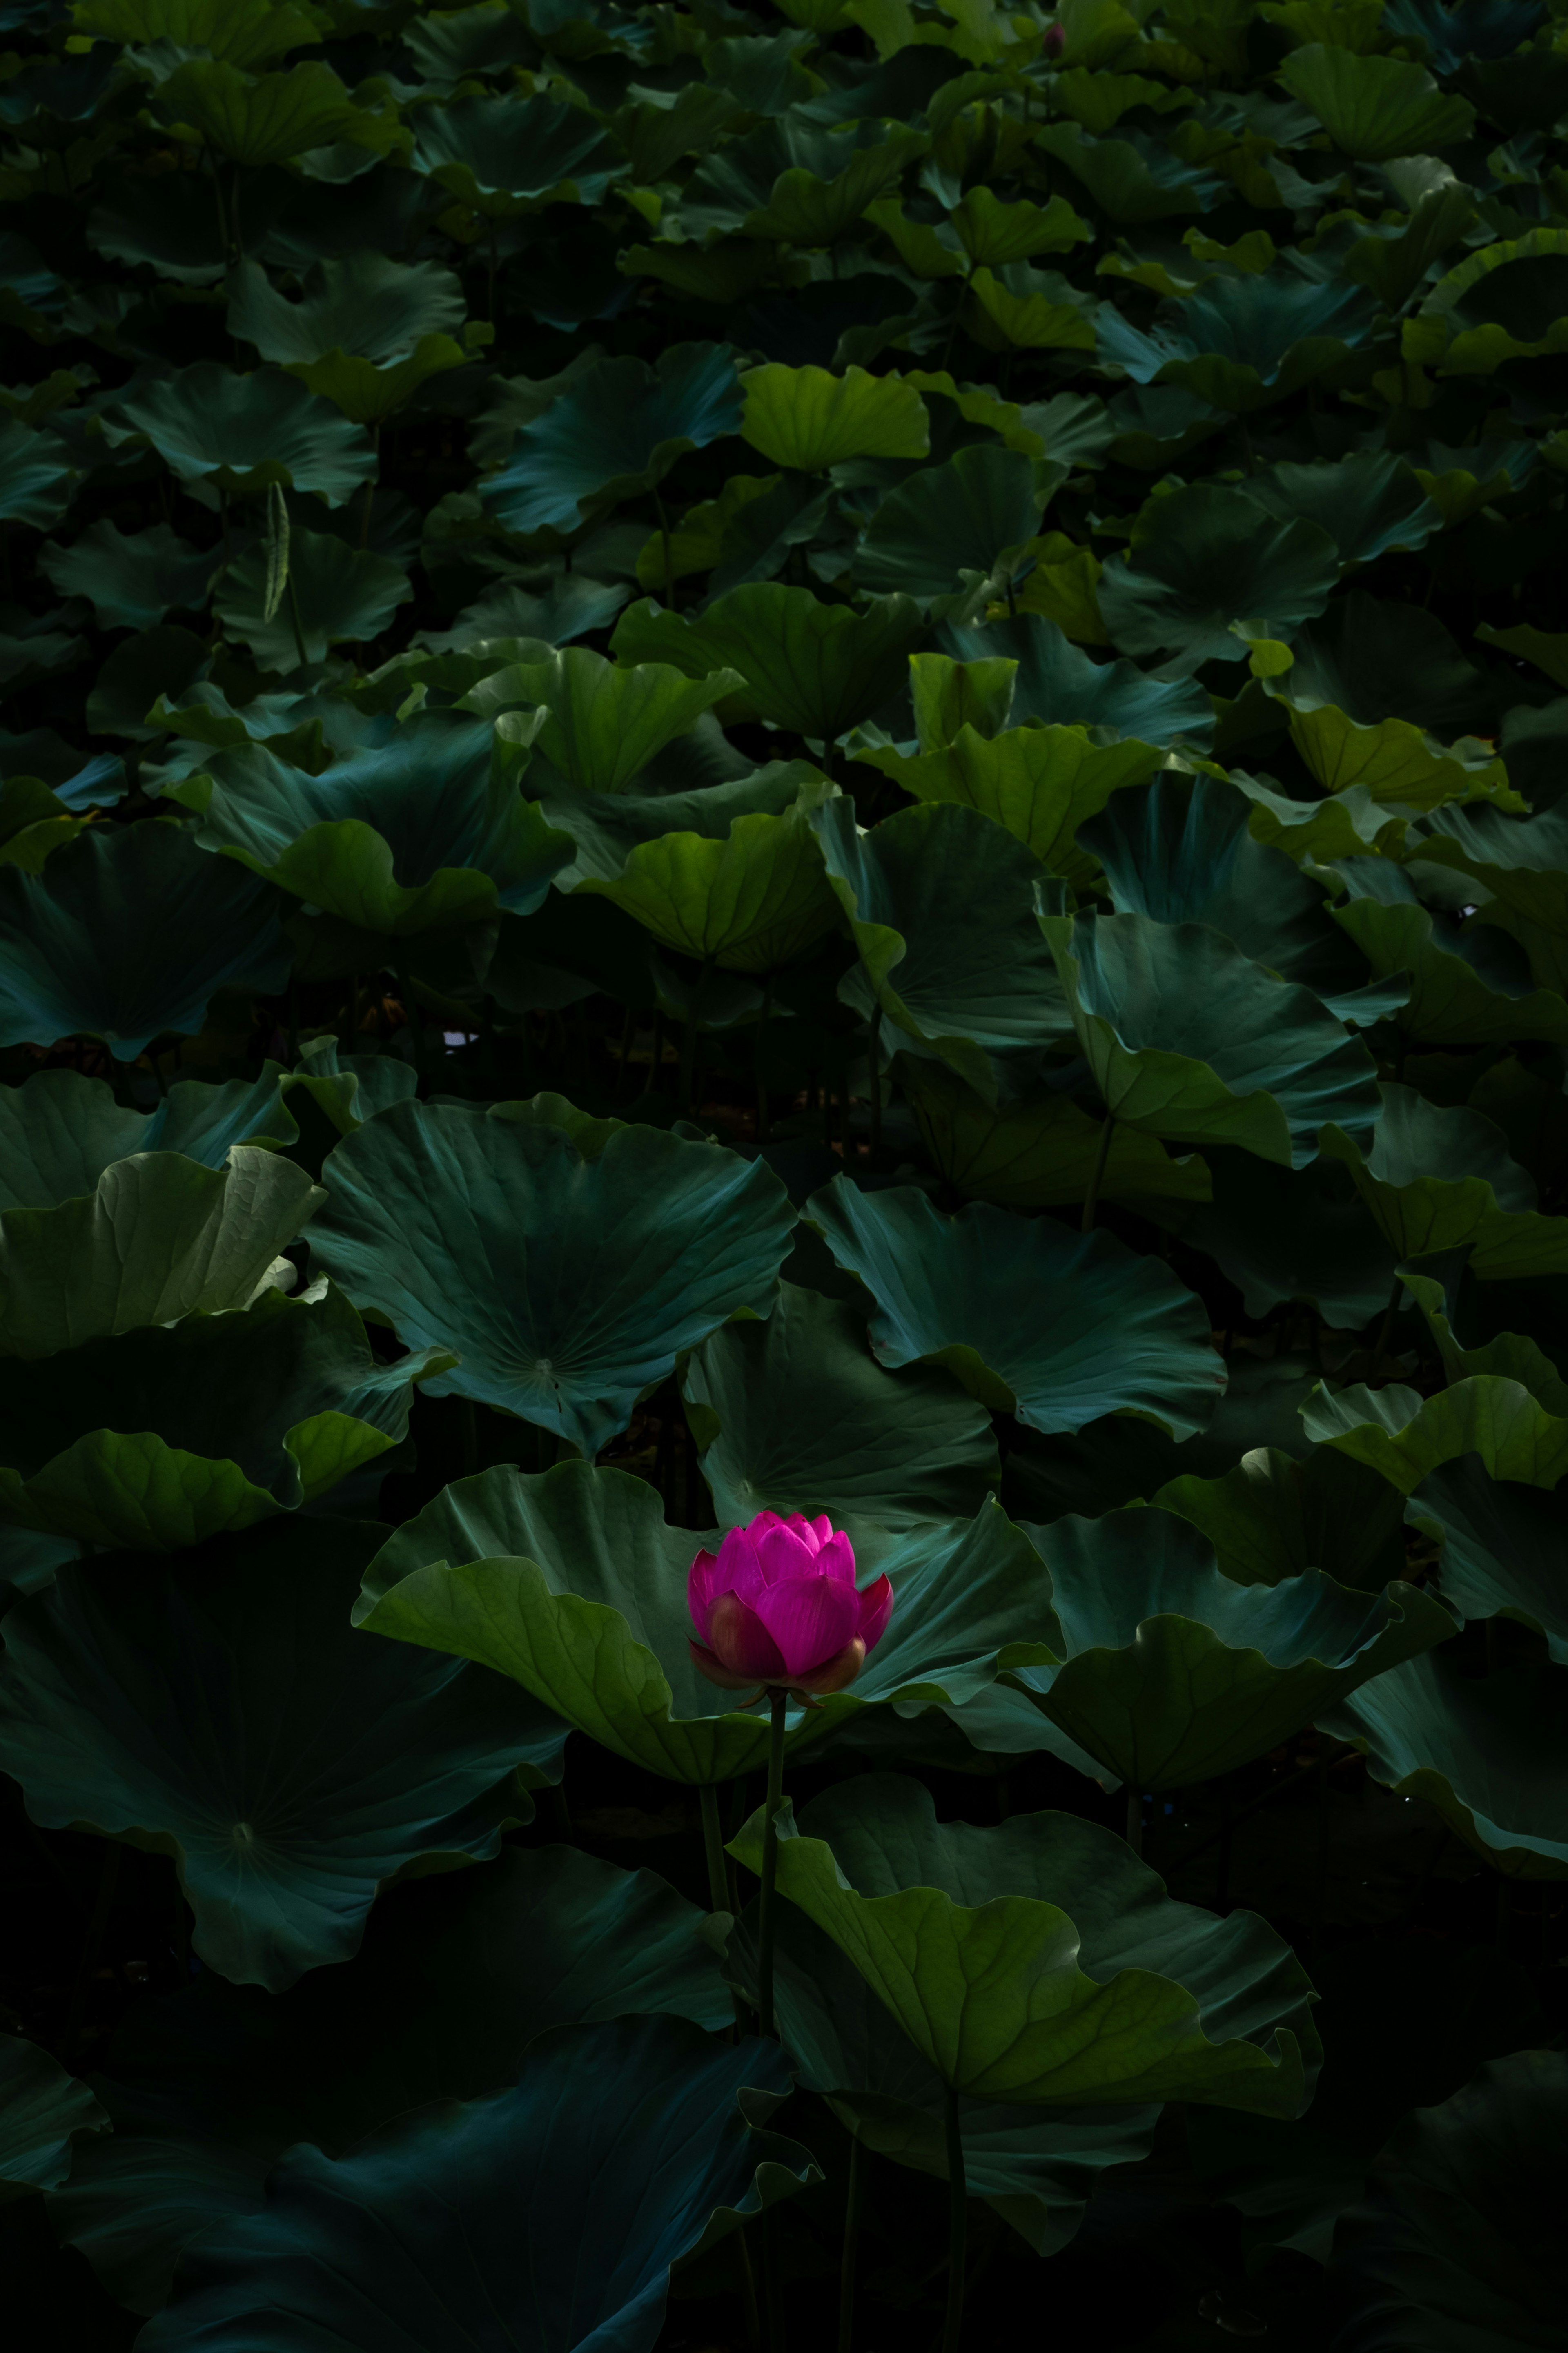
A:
411;89;623;216
1042;907;1383;1167
37;521;218;632
0;1523;567;1989
681;116;925;246
1328;867;1568;1047
0;1281;450;1550
0;415;75;530
574;789;841;974
356;1461;1057;1784
731;1889;1158;2254
310;1099;795;1454
898;1055;1213;1215
682;1280;999;1529
134;2016;813;2353
1079;772;1409;1026
1097;484;1341;672
0;1145;321;1361
0;822;289;1060
166;719;571;935
1407;798;1568;947
0;2035;107;2200
114;363;376;506
946;183;1091;269
967;262;1100;352
805;1173;1225;1439
1003;1505;1452;1788
1174;1145;1399;1327
1320;1651;1568;1878
151;60;400;170
1246;453;1444;568
480;343;740;535
1096;276;1380;413
0;1065;318;1208
739;361;929;471
541;763;809;893
1412;225;1568;374
48;1842;733;2313
416;572;630;651
72;0;327;69
1262;680;1517;812
1302;1374;1568;1494
457;644;747;793
1327;2050;1568;2350
730;1773;1317;2112
1408;1453;1568;1662
853;443;1061;608
937;610;1215;750
613;584;927;746
1156;1442;1408;1593
213;526;412;669
1279;44;1475;160
1317;1085;1568;1278
1034;120;1226;223
226;254;472;425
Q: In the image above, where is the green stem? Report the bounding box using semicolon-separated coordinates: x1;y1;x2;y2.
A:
837;2133;862;2353
679;955;713;1116
287;972;300;1067
700;1780;730;1916
1082;1112;1114;1233
755;1686;789;2039
755;980;773;1143
1371;1272;1403;1379
1125;1782;1143;1857
867;1009;882;1158
394;941;432;1088
286;575;309;671
653;484;676;609
941;2084;967;2353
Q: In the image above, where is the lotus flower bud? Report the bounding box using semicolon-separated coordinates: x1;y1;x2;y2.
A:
688;1511;894;1700
1043;19;1065;56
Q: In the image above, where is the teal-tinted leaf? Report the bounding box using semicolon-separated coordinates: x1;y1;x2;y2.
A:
1318;1085;1568;1278
1097;275;1380;412
731;1773;1318;2111
683;1281;999;1528
897;1055;1212;1217
1330;865;1568;1048
0;415;75;530
214;526;411;669
806;1173;1225;1439
1280;43;1475;160
853;443;1060;608
1246;453;1444;568
310;1099;795;1453
49;1842;733;2313
1097;484;1341;672
0;822;288;1059
1035;120;1226;223
416;572;631;653
0;2035;107;2200
613;583;926;745
135;2017;813;2353
1042;907;1383;1167
459;644;745;793
1303;1374;1568;1494
937;611;1215;749
150;60;401;169
1320;1651;1568;1877
1004;1506;1453;1787
1156;1442;1408;1593
0;1523;566;1989
356;1462;1056;1784
411;89;624;215
227;253;466;366
114;363;377;506
0;1066;305;1206
38;520;218;632
479;344;741;534
1408;1453;1568;1661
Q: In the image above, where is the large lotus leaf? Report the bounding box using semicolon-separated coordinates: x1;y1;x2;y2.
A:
1303;1374;1568;1495
731;1773;1317;2112
1097;275;1380;412
115;364;376;506
1279;589;1496;737
805;1173;1225;1440
897;1056;1212;1217
613;585;927;746
0;1066;315;1205
968;263;1100;354
356;1461;1058;1784
71;0;325;67
1078;771;1407;1026
1042;907;1382;1168
310;1099;795;1455
1097;484;1341;672
575;793;841;974
0;1282;450;1551
810;797;1071;1099
410;90;624;215
0;1148;321;1361
0;1524;568;1990
167;720;571;935
458;645;746;793
38;521;218;633
0;416;75;532
539;762;809;886
740;361;930;471
859;722;1164;891
1156;1442;1408;1595
135;2017;813;2353
1263;689;1516;815
0;822;289;1059
682;1281;998;1529
480;344;741;534
1034;119;1226;223
1246;454;1444;569
0;2036;107;2201
1003;1506;1453;1789
213;527;412;669
1327;2050;1567;2353
150;60;399;168
733;1892;1158;2253
853;444;1059;609
1329;875;1568;1048
1406;1454;1567;1661
1317;1085;1568;1279
1173;1145;1399;1327
1413;226;1568;374
1320;1652;1568;1878
226;253;470;421
680;114;924;246
1408;800;1568;944
48;1845;732;2313
937;610;1215;750
1279;44;1475;158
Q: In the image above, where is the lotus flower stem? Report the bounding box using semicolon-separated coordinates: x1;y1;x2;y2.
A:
699;1780;729;1916
866;1010;882;1157
1125;1783;1143;1857
941;2084;967;2353
679;956;714;1115
755;1686;789;2037
393;943;432;1088
837;2132;862;2353
1081;1112;1115;1233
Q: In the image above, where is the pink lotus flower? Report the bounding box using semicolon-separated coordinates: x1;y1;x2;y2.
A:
688;1511;894;1701
1043;19;1065;55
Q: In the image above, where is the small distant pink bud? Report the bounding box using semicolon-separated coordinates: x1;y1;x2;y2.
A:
1043;20;1065;56
687;1510;893;1700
